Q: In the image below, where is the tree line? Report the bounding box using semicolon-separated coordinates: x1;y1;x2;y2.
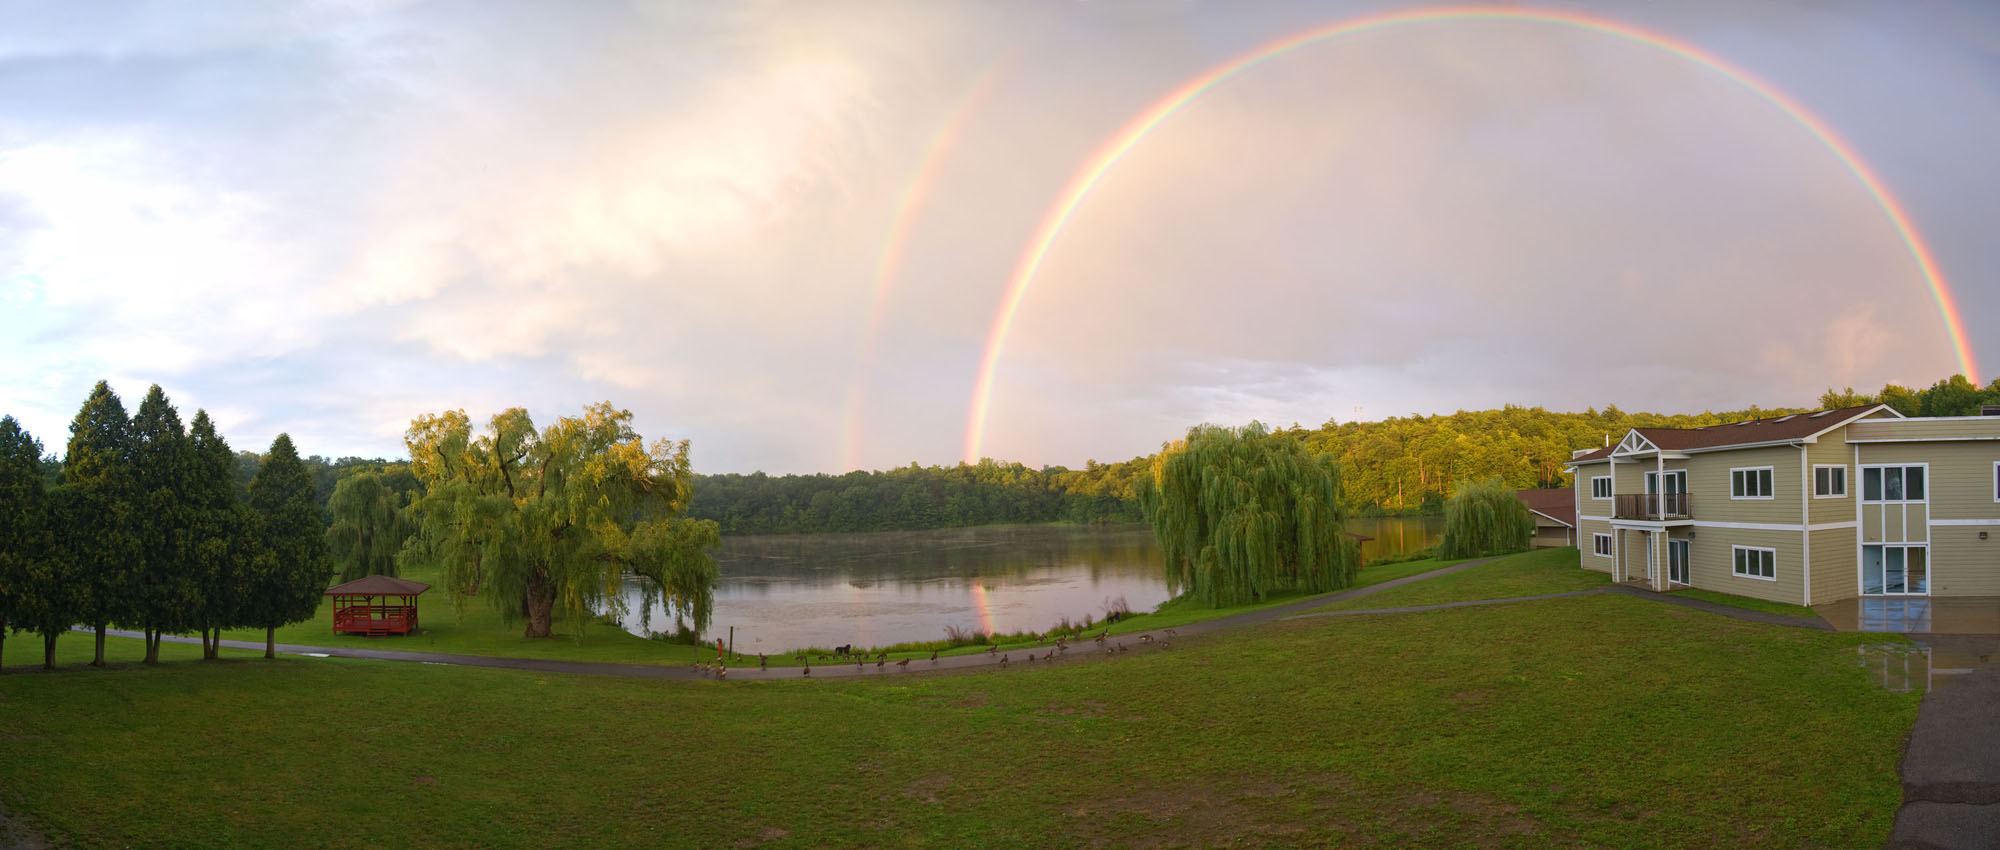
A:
688;457;1149;535
0;382;329;671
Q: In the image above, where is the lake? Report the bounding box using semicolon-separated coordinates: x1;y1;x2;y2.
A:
611;517;1443;653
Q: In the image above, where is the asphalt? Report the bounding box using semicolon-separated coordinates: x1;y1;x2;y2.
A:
1889;636;2000;850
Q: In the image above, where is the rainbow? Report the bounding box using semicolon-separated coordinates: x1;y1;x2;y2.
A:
841;64;1007;471
963;5;1979;463
968;581;997;636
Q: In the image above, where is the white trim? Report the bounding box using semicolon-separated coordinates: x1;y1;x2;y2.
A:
1854;441;1863;611
1859;462;1930;504
1528;509;1575;528
1994;461;1999;503
1612;430;1660;457
1731;544;1778;581
1812;464;1848;499
1680;438;1808;455
1590;475;1612;499
1847;436;2000;443
1860;541;1931;597
1800;445;1812;607
1730;466;1776;500
1578;514;1611;522
1592;533;1613;558
1684;519;1855;532
1931;518;2000;527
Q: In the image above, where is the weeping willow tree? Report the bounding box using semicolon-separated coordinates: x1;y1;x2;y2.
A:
1437;477;1533;558
400;403;720;638
326;471;415;581
1136;422;1357;607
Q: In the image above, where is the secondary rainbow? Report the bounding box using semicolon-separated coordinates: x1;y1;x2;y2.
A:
841;64;1006;471
962;5;1979;463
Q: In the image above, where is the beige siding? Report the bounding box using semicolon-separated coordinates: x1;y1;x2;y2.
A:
1848;417;2000;442
1931;527;2000;596
1806;427;1856;526
1577;517;1614;574
1681;525;1805;606
1575;461;1614;516
1855;441;2000;521
1685;444;1802;525
1808;527;1857;605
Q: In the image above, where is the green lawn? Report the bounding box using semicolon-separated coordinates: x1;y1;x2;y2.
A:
0;592;1915;849
1667;589;1821;619
1316;548;1608;612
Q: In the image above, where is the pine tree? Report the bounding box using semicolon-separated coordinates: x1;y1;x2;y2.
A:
0;417;56;671
187;411;251;660
244;434;331;659
63;380;140;667
128;385;199;663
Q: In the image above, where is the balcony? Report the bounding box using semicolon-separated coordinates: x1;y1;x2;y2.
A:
1614;493;1692;521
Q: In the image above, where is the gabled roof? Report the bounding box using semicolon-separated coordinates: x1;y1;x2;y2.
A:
325;575;431;596
1516;488;1575;527
1567;404;1897;464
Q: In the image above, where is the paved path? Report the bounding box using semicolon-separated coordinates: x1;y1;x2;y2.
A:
1889;636;2000;850
1604;585;1834;630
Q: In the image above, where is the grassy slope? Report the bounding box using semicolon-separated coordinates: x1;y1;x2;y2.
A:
1317;548;1608;612
0;594;1914;850
1668;588;1820;619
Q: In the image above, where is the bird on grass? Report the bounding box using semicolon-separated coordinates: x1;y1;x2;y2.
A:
1139;634;1153;643
876;658;886;670
929;650;939;663
897;658;910;669
999;654;1009;665
987;645;997;655
1024;652;1036;663
716;666;727;679
759;653;767;669
1042;651;1053;662
1166;629;1179;638
802;663;811;678
878;651;889;662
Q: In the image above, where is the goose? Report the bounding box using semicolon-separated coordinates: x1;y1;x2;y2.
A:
759;653;767;669
1139;634;1153;643
897;658;910;669
716;666;727;679
1043;651;1053;661
929;650;939;663
999;654;1009;665
803;663;811;677
1165;629;1179;638
987;645;997;655
876;658;886;669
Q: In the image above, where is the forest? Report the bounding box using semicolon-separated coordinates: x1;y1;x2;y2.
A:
687;373;2000;532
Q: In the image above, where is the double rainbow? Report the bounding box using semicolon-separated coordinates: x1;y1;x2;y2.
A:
961;5;1978;463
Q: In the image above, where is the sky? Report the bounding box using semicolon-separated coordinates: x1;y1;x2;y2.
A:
3;0;1997;474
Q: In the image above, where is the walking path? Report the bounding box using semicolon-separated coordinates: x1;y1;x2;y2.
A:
1888;636;2000;850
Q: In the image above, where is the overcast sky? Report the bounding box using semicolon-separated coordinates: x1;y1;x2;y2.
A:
4;0;1996;473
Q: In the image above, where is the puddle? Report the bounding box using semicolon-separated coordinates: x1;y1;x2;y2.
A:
1858;644;1933;693
299;652;331;658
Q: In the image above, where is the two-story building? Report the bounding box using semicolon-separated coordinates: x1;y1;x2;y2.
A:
1566;404;2000;606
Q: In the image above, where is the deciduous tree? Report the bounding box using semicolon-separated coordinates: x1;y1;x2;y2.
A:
325;471;414;581
1437;477;1533;559
403;403;720;638
1136;422;1356;607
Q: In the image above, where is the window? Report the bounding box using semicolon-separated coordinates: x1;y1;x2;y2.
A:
1730;467;1774;499
1861;464;1927;502
1591;476;1611;499
1731;546;1776;581
1862;544;1929;595
1814;465;1847;498
1645;470;1686;494
1593;533;1612;557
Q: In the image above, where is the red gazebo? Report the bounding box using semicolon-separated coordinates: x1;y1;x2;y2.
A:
327;575;430;636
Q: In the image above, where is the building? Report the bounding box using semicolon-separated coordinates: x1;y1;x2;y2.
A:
1515;488;1576;548
1565;404;2000;606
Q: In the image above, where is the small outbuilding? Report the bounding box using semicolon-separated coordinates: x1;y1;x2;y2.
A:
327;575;431;637
1515;488;1577;549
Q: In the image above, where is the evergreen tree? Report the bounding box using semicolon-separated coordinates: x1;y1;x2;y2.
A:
63;380;140;667
1437;477;1534;559
1136;422;1357;607
0;417;56;671
187;411;251;660
244;434;331;659
128;385;199;663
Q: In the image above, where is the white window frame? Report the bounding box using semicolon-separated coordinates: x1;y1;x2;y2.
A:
1730;466;1775;500
1590;476;1612;499
1592;533;1612;558
1644;469;1687;494
1731;545;1777;581
1993;461;1999;503
1813;464;1848;499
1860;463;1929;504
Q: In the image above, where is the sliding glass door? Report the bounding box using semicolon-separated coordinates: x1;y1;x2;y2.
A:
1862;544;1929;596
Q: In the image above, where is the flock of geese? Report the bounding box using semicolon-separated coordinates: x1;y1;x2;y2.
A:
687;628;1181;680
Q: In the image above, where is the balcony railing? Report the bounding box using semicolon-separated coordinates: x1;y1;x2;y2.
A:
1614;493;1692;520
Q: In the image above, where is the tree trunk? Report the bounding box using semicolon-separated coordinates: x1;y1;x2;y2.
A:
0;623;6;674
265;626;276;659
93;624;106;667
43;632;58;671
144;628;158;664
523;573;555;638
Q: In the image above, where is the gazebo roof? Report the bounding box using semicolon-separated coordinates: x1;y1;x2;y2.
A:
325;575;431;597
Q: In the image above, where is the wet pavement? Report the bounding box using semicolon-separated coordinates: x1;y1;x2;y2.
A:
1889;636;2000;850
1816;597;2000;636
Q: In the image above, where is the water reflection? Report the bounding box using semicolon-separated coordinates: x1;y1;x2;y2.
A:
610;518;1447;653
1857;644;1932;693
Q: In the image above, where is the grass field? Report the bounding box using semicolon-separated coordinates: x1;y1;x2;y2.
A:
1315;548;1608;612
0;589;1915;849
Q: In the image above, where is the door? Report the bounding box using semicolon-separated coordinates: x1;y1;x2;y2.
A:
1863;545;1929;596
1668;539;1690;585
1645;470;1688;516
1645;532;1658;585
